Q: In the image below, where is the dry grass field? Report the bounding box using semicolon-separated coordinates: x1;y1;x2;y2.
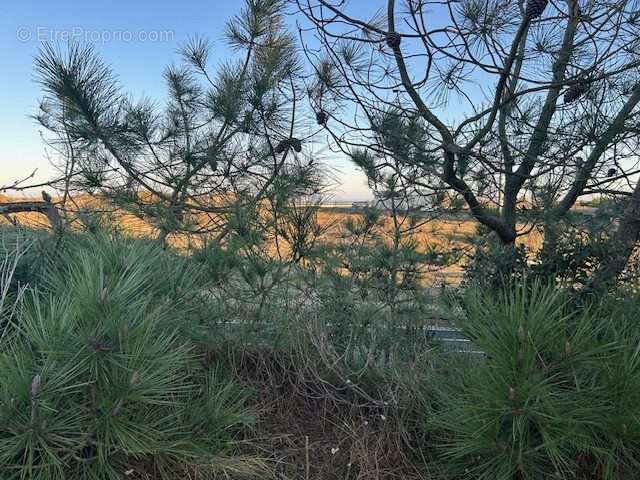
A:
1;194;543;285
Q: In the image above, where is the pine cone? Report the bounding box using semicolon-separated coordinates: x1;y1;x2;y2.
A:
316;110;328;126
525;0;548;19
564;83;587;104
385;32;401;49
275;138;302;154
290;138;302;153
275;140;287;154
607;168;617;177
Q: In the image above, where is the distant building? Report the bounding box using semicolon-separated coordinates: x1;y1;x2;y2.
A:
351;197;429;212
351;200;376;209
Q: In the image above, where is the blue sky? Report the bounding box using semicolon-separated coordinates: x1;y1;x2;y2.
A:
0;0;372;200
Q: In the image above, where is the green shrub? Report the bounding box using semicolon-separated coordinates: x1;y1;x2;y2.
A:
0;234;253;479
430;282;640;479
192;242;240;287
462;239;529;290
0;228;50;294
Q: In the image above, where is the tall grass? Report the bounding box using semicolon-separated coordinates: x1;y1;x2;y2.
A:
0;233;30;341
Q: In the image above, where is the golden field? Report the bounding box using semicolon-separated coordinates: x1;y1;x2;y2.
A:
1;193;544;286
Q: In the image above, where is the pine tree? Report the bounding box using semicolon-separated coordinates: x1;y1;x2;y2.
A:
35;0;321;245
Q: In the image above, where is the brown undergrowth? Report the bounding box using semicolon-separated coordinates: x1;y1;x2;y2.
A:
202;325;434;480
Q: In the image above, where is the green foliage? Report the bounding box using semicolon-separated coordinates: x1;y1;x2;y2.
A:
371;109;432;167
535;201;640;289
276;200;328;264
313;208;448;352
430;282;640;479
0;234;253;479
463;239;529;290
51;232;208;328
192;242;240;287
34;0;318;243
0;228;51;293
3;219;640;479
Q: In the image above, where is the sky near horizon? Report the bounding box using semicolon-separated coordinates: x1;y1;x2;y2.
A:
0;1;374;201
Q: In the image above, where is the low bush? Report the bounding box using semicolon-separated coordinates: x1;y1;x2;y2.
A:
4;229;640;479
0;233;255;479
430;282;640;480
